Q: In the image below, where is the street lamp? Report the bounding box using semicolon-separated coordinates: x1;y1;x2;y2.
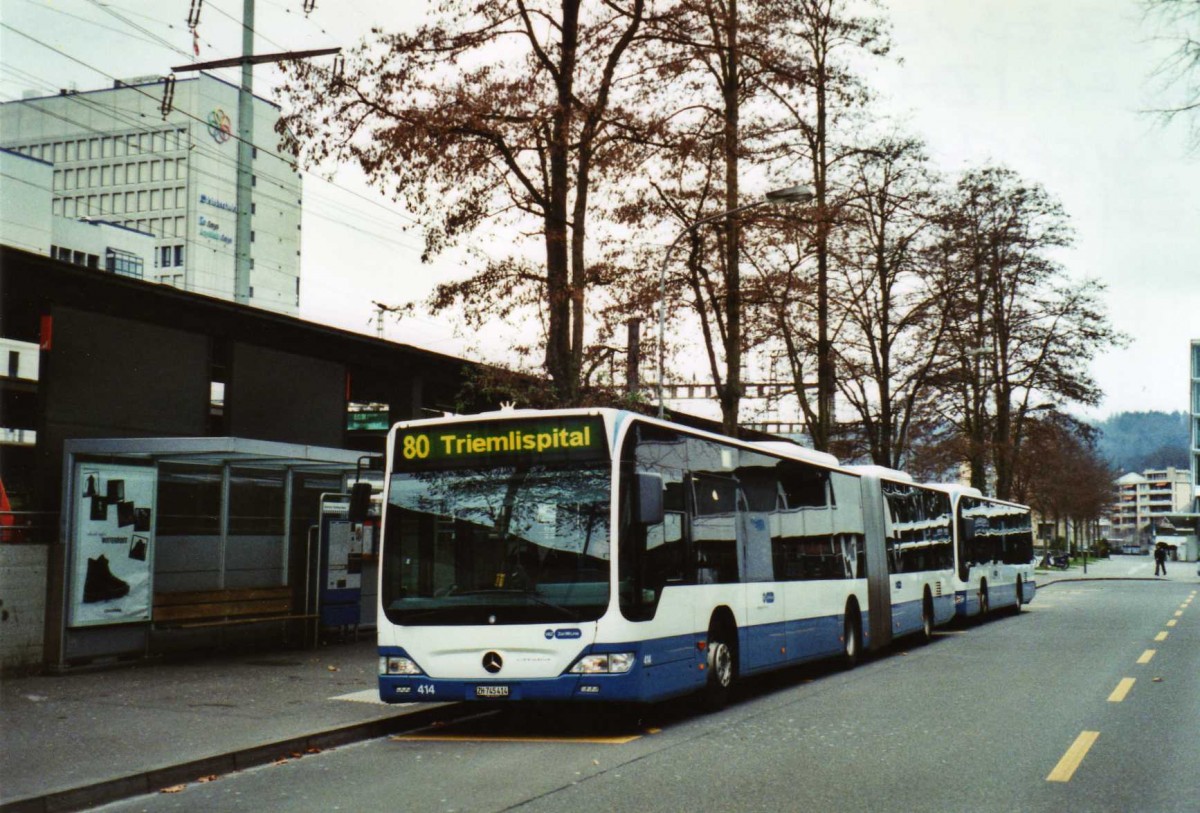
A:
656;184;814;419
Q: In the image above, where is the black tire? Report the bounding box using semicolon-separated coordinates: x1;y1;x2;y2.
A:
842;607;862;668
703;625;736;711
919;591;934;644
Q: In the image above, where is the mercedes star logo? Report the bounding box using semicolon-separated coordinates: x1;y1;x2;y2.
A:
482;651;503;674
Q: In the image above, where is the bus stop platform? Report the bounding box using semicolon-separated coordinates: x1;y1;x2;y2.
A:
0;638;456;813
2;557;1196;813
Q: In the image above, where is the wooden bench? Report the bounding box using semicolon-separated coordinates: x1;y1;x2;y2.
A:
153;587;314;629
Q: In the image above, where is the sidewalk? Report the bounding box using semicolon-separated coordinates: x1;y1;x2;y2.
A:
3;557;1196;813
0;638;457;813
1034;552;1200;587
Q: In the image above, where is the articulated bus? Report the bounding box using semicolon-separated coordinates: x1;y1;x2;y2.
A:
376;408;1033;707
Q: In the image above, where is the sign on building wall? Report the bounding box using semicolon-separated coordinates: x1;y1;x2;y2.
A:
69;464;156;627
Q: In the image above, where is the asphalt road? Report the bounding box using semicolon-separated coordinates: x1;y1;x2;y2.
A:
94;581;1199;813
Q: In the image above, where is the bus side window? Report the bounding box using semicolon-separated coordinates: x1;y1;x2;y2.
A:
691;472;738;583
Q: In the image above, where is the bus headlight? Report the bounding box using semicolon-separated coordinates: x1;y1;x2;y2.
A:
379;656;423;675
569;653;635;674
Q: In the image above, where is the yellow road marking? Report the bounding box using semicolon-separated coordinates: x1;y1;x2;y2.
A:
1155;631;1169;641
1047;731;1100;782
1167;620;1177;627
1108;678;1136;702
391;733;643;744
1137;650;1156;664
1174;610;1183;617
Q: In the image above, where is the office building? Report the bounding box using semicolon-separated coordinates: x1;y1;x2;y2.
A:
0;73;301;314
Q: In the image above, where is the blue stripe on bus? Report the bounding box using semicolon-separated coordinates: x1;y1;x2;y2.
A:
379;610;855;704
954;579;1032;618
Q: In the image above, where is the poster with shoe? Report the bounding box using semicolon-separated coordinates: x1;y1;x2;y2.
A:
69;464;156;627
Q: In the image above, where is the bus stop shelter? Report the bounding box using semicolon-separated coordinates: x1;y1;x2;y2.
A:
53;437;379;671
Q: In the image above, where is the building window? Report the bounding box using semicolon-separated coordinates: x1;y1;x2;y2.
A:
174;244;184;267
161;246;172;267
8;351;18;378
106;248;144;279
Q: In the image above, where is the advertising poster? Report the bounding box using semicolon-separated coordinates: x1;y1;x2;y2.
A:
69;464;156;627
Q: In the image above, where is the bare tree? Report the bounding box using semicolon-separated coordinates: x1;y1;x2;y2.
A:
756;0;890;451
830;135;948;469
276;1;646;402
932;166;1125;499
1012;411;1114;549
1143;0;1200;148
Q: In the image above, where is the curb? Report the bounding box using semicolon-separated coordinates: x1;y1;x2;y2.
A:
1037;575;1172;588
0;703;475;813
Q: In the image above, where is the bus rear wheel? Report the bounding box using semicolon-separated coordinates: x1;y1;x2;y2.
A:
920;591;934;644
842;606;862;669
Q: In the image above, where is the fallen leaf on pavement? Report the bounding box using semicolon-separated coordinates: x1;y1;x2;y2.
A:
196;775;219;784
160;785;186;794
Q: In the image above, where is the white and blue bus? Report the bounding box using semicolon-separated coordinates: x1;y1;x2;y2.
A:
944;487;1037;619
376;408;1028;707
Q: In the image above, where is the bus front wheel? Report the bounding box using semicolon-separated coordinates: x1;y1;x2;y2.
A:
703;625;736;711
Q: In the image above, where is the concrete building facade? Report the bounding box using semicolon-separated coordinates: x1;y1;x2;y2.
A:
1110;466;1194;545
1;149;155;279
0;73;301;314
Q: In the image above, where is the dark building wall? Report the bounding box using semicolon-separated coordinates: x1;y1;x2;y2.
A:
0;246;486;518
44;307;210;435
228;343;345;447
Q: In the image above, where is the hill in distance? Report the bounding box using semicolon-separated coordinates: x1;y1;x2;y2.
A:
1095;411;1190;474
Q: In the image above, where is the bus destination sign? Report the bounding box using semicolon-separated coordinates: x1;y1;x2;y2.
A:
393;416;607;470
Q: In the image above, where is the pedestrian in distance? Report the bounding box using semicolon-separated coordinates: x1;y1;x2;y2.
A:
1153;544;1167;576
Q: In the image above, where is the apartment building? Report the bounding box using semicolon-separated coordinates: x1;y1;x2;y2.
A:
0;73;301;315
1110;466;1194;543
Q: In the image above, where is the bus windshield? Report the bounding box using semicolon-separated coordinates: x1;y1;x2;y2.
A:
381;462;612;626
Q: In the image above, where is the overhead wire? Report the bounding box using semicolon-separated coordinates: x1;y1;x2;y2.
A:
1;11;514;344
1;20;426;234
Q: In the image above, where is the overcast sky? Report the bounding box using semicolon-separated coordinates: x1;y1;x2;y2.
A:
2;0;1197;420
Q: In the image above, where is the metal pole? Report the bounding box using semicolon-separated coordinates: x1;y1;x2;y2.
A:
233;0;255;304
